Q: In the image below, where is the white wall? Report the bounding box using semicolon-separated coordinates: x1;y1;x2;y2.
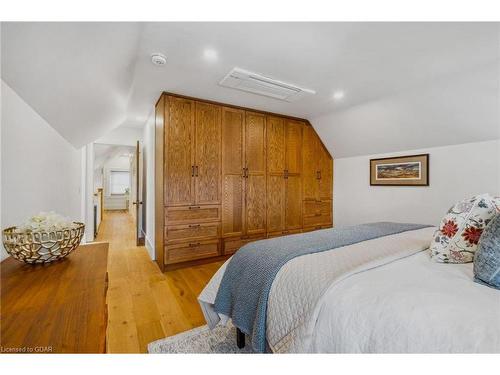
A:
95;126;143;147
143;111;155;260
334;140;500;228
1;81;82;260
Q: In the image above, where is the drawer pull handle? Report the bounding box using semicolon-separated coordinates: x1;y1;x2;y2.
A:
189;206;201;210
189;224;201;228
189;242;201;247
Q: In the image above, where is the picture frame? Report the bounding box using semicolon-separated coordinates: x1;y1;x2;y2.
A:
370;154;429;186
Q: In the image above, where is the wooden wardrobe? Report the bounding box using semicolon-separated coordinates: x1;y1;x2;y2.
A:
155;93;333;271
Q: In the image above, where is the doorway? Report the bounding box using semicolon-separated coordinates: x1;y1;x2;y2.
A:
92;142;144;245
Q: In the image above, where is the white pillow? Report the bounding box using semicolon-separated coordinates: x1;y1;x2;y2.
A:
430;193;500;263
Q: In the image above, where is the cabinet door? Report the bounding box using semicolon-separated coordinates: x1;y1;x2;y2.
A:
245;112;266;235
285;120;303;174
195;102;221;205
285;174;302;230
221;107;245;237
246;174;267;235
319;146;333;201
164;96;195;206
266;116;285;233
267;174;285;232
266;116;285;174
302;125;320;201
245;112;266;174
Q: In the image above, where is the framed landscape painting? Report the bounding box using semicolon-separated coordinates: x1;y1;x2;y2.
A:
370;154;429;186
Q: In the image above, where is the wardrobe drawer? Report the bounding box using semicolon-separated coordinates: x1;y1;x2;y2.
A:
303;224;333;233
303;213;331;228
223;235;266;255
165;205;221;225
303;200;332;217
267;229;302;238
165;222;220;244
165;239;220;264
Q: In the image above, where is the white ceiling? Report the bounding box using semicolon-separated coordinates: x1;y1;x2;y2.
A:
94;144;135;170
2;22;499;151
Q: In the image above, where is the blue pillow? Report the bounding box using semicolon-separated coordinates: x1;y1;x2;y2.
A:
473;213;500;289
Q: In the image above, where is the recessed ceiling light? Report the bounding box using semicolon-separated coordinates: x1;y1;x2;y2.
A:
332;90;345;100
151;53;167;66
203;48;218;62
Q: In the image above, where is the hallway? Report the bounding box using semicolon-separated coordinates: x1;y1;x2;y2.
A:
97;211;223;353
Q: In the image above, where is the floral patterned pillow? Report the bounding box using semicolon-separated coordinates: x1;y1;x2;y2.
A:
430;193;500;263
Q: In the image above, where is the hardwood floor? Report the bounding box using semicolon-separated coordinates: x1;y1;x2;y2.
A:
97;211;223;353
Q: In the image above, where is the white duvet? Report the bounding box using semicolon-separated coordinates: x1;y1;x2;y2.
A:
198;227;500;353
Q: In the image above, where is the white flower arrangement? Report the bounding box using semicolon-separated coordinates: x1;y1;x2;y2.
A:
17;212;77;233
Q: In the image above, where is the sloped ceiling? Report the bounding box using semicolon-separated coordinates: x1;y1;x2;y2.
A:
1;22;499;153
94;144;135;171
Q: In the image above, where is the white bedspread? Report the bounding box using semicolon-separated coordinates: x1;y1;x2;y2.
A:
198;227;500;353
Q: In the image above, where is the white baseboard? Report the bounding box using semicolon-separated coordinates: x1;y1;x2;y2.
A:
145;235;155;261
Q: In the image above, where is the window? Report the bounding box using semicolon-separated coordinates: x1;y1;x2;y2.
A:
109;170;130;195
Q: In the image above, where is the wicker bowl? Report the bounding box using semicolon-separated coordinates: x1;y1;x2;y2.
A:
2;222;85;264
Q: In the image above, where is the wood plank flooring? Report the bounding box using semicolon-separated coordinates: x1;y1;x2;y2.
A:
97;211;223;353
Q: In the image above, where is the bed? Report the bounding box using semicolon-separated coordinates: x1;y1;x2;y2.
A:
198;224;500;353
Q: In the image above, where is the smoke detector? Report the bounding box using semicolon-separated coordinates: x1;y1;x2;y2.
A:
151;53;167;66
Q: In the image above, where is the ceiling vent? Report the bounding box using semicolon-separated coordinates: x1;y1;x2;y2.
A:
219;68;315;102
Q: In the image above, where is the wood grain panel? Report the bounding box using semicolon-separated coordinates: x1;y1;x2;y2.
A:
166;239;220;264
245;112;266;236
285;120;303;174
223;234;266;255
302;125;320;201
245;174;266;235
222;107;244;175
1;242;108;353
303;211;332;227
285;174;302;230
165;96;195;206
319;146;333;201
221;107;245;238
222;175;244;237
267;174;285;232
303;200;331;217
165;222;220;244
165;205;220;225
195;102;221;205
245;112;266;174
266;116;285;174
267;228;301;238
302;226;327;233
